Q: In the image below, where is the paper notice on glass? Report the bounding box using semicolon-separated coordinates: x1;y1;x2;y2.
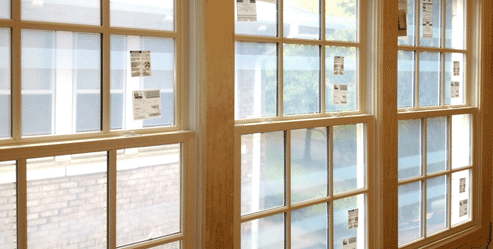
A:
237;0;257;22
333;84;348;105
348;209;359;229
334;56;344;75
459;177;466;193
451;81;460;98
422;0;433;39
130;51;151;77
398;0;408;37
459;199;468;217
259;0;276;3
453;61;460;76
133;90;162;120
342;236;357;249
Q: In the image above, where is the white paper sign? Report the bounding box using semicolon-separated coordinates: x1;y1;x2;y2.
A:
422;0;433;39
451;81;460;98
333;84;348;105
459;177;466;193
342;236;357;249
259;0;276;3
453;61;460;76
130;51;151;77
348;209;359;229
133;90;162;120
237;0;257;22
452;0;458;16
459;199;468;217
334;56;344;75
398;0;408;37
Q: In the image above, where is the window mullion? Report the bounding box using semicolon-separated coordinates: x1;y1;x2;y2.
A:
320;0;326;114
447;114;453;229
422;118;428;238
11;0;21;140
278;0;284;118
102;0;110;134
107;149;117;249
16;159;27;249
415;52;420;108
285;130;292;249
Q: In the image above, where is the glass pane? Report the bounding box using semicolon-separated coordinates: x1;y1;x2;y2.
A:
151;241;180;249
235;0;277;37
284;0;320;39
445;0;465;49
111;0;174;31
398;0;416;46
110;35;175;130
398;119;422;180
427;175;448;235
451;170;470;226
235;42;277;119
291;128;327;203
419;52;441;107
0;28;10;138
291;203;328;249
241;131;285;215
333;124;366;194
452;114;471;169
0;161;16;249
420;0;442;48
116;144;181;247
22;30;101;136
241;214;285;249
27;152;107;248
444;53;465;105
325;46;358;112
334;194;366;249
22;0;100;25
398;181;422;246
398;50;415;108
427;117;448;174
0;0;8;19
325;0;357;42
283;44;320;115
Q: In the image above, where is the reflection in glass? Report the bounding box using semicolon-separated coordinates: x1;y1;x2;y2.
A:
241;132;285;215
452;114;471;169
27;152;107;248
291;128;327;203
22;0;100;25
241;214;285;249
235;42;277;120
451;170;470;226
398;50;415;108
291;203;328;249
420;0;442;48
398;0;416;46
427;117;448;174
325;0;357;42
284;0;320;40
236;0;277;37
419;52;441;107
326;46;358;112
398;181;422;245
111;35;175;130
283;44;320;115
22;30;101;136
398;119;421;180
333;194;366;249
0;28;9;138
427;175;448;235
445;0;465;49
0;161;16;249
111;0;174;31
444;53;465;105
116;144;181;247
333;124;366;194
